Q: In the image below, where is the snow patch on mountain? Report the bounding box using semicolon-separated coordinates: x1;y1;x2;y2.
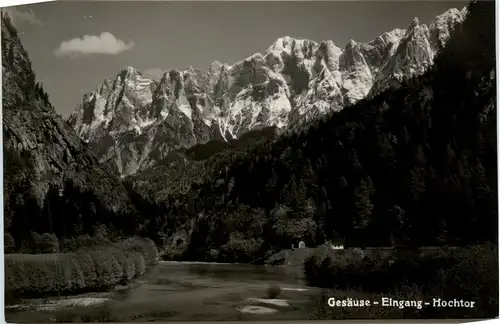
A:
68;6;467;176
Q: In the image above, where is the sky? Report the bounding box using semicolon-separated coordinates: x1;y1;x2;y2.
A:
5;0;468;118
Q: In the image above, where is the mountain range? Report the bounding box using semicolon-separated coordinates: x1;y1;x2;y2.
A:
2;0;497;315
67;7;466;177
2;0;497;264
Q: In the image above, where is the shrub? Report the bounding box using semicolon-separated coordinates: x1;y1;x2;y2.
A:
4;261;16;298
162;248;185;261
131;252;146;277
304;254;324;286
30;232;59;254
94;233;110;245
40;233;60;253
23;258;54;295
60;234;109;253
5;254;82;296
103;248;124;286
318;256;337;288
4;233;16;253
122;252;136;280
74;251;97;289
88;249;123;289
68;257;86;291
119;237;159;267
143;237;160;266
304;246;336;286
434;244;498;315
220;236;264;263
45;257;73;293
107;247;128;282
60;235;87;252
267;284;282;299
351;248;365;260
4;258;29;298
207;248;220;262
4;236;158;298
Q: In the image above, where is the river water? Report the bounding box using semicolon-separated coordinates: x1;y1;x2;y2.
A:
6;261;324;322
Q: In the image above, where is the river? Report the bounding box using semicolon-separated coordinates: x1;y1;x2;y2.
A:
6;261;325;322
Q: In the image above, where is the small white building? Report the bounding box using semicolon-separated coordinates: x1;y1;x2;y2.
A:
328;239;345;250
298;241;306;249
330;243;344;250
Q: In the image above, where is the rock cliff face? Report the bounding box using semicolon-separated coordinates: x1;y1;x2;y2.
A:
68;7;467;176
2;13;138;239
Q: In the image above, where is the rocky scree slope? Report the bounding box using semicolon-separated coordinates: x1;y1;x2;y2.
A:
68;7;466;177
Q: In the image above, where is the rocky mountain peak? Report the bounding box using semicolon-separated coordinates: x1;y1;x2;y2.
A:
266;36;318;61
168;69;182;81
209;60;223;73
429;8;468;51
313;40;343;74
408;17;420;30
158;70;169;83
346;39;358;49
368;6;467;96
377;29;407;45
119;66;138;77
266;36;295;54
68;6;467;177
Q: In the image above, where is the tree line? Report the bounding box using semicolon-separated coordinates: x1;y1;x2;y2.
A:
3;1;497;265
132;0;497;262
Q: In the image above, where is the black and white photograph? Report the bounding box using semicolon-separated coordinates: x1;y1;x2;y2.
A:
2;0;498;321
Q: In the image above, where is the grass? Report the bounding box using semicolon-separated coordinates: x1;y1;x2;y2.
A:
7;253;69;261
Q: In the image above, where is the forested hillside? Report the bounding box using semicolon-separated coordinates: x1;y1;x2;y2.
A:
2;13;143;252
68;7;464;178
132;0;497;262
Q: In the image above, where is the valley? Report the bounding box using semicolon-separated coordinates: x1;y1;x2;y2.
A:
2;0;498;320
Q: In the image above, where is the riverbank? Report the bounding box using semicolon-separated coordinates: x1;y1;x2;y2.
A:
303;244;498;319
7;243;497;321
4;237;159;303
5;260;323;322
8;247;496;322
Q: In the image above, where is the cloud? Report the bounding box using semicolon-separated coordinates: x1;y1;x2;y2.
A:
3;7;44;26
54;32;135;57
142;68;166;79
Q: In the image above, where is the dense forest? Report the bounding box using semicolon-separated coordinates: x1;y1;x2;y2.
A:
128;0;497;263
2;1;497;264
2;12;163;306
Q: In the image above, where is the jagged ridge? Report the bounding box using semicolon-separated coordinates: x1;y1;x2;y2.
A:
68;7;467;176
